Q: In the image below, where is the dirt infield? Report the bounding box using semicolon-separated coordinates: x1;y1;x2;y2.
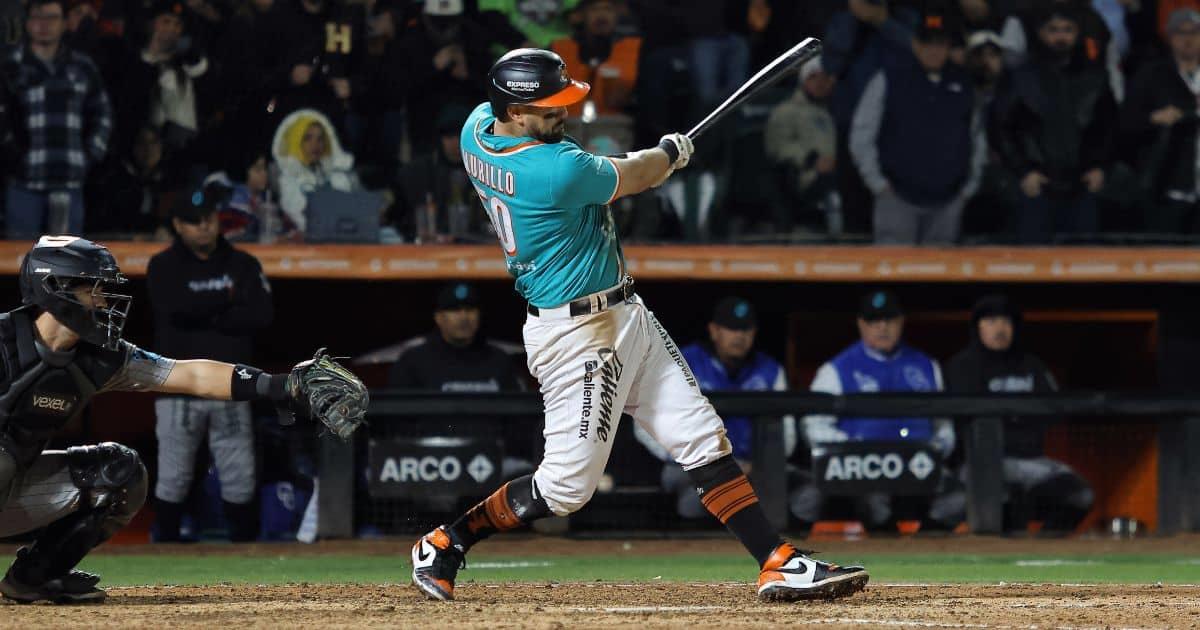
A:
73;532;1200;557
3;537;1200;628
2;582;1196;629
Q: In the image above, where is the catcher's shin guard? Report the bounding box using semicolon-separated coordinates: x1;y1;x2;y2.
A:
5;443;146;600
757;543;869;602
411;527;464;601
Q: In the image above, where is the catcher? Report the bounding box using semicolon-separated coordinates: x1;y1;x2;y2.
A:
0;235;367;604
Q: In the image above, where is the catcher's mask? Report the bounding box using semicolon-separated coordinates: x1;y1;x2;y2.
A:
19;235;132;351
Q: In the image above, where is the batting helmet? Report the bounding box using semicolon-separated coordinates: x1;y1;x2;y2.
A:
487;48;590;121
19;236;131;350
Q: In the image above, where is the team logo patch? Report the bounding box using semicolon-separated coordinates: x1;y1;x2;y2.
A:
903;366;932;391
28;392;77;415
592;348;624;443
852;370;879;393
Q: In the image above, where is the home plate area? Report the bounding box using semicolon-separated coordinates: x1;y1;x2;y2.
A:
1;583;1195;629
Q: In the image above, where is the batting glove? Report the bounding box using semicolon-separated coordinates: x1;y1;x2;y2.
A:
659;133;694;169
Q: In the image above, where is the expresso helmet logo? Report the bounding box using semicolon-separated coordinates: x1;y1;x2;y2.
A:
506;80;540;92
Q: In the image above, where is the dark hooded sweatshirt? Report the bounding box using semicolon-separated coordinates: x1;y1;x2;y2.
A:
146;236;274;364
945;295;1058;458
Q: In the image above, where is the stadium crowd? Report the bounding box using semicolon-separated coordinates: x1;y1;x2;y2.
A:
0;0;1197;244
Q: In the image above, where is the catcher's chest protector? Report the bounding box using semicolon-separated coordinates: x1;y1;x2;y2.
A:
0;310;112;468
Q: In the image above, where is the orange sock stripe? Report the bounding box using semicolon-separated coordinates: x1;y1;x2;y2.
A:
715;494;759;524
701;475;760;523
483;482;522;532
700;476;749;510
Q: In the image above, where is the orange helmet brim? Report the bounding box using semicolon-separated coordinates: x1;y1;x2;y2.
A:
527;80;591;108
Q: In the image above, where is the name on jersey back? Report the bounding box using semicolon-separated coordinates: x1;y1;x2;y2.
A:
463;152;517;196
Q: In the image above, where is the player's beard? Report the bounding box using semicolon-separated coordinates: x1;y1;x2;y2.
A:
531;121;567;143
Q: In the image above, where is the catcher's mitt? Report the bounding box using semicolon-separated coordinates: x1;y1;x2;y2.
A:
286;348;368;439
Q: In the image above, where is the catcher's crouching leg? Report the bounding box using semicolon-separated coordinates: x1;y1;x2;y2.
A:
2;443;147;604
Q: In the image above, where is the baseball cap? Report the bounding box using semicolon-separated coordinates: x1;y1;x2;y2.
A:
966;30;1005;52
172;179;230;223
711;296;757;331
915;12;952;42
436;282;479;311
424;0;463;16
859;290;903;321
148;0;184;19
1032;4;1081;29
1168;8;1200;33
799;57;825;82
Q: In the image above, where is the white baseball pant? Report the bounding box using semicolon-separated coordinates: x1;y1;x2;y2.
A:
524;292;732;516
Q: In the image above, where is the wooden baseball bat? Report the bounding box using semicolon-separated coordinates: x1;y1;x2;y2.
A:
686;37;823;141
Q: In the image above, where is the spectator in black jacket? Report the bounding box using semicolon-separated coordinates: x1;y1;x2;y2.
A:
395;105;487;241
393;0;507;154
945;294;1093;532
84;125;176;238
388;282;535;482
146;182;275;542
111;1;215;162
990;4;1118;243
1122;8;1200;234
259;0;364;127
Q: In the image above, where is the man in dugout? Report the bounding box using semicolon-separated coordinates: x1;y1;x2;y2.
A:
388;282;535;484
945;294;1093;533
797;290;963;530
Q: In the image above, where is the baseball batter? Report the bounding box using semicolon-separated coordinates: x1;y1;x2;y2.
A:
411;48;869;603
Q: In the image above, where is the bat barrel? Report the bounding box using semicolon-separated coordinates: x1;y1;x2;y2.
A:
686;38;822;141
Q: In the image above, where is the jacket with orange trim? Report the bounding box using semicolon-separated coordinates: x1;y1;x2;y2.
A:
550;35;642;117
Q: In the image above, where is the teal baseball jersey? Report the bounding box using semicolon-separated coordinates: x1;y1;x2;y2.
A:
460;102;625;309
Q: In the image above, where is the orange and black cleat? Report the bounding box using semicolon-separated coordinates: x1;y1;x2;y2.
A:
757;542;869;602
411;527;466;601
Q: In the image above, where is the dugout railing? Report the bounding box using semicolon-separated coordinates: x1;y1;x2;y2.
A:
316;391;1200;538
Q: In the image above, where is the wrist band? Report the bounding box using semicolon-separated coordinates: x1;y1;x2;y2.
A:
230;364;263;401
658;138;679;163
231;365;290;403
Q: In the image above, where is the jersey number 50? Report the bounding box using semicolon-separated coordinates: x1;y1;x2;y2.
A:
483;195;518;256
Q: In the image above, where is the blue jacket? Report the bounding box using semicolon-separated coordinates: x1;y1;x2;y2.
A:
807;341;944;446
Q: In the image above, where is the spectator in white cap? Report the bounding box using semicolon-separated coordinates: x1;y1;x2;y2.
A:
965;30;1007;101
393;0;523;153
764;57;840;235
960;30;1010;239
1122;7;1200;234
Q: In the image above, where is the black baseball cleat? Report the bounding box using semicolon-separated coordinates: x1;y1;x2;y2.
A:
0;547;106;604
0;568;106;604
411;526;465;601
757;543;869;602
